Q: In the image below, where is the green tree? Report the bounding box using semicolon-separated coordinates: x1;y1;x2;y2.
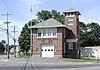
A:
36;10;64;23
36;10;52;22
79;22;100;47
0;40;5;54
86;22;100;46
9;45;14;50
1;40;6;44
51;10;64;24
78;21;87;47
18;19;38;54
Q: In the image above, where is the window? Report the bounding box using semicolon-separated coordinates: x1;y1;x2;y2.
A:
45;49;47;51
51;49;53;51
43;29;46;36
37;28;57;38
53;29;57;36
66;13;75;17
48;49;50;51
68;42;73;49
68;21;73;25
48;29;51;36
37;30;41;37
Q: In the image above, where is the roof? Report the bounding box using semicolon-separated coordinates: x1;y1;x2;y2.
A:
63;8;81;15
29;18;65;28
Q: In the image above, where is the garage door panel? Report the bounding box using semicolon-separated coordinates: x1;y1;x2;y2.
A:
41;45;54;57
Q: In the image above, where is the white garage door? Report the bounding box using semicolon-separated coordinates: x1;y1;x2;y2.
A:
41;44;54;57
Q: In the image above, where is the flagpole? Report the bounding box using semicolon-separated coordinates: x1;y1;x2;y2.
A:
29;1;32;57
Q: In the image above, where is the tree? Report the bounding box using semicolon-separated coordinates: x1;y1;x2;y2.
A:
0;40;5;54
86;22;100;46
18;19;38;54
1;40;6;44
79;22;100;47
36;10;52;22
51;10;64;24
36;10;64;23
9;45;14;50
78;21;87;47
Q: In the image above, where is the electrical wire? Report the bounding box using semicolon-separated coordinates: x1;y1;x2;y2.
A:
0;27;6;31
0;17;5;22
0;24;15;42
1;0;12;13
0;0;8;13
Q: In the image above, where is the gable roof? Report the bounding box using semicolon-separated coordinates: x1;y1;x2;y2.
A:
29;18;65;28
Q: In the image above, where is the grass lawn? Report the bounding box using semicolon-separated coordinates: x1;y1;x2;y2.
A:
64;58;97;62
16;55;28;58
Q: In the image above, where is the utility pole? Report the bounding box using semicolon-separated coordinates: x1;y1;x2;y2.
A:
2;13;12;59
11;26;18;57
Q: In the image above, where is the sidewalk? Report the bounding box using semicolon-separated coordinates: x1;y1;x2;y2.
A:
0;54;15;59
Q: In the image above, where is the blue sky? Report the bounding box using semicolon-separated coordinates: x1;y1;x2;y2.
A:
0;0;100;45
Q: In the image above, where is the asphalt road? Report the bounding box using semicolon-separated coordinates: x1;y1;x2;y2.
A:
0;63;100;70
0;55;100;70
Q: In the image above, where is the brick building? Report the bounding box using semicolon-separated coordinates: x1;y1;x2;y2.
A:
29;8;81;58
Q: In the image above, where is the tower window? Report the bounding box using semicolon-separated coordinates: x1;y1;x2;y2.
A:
68;21;73;25
66;13;75;17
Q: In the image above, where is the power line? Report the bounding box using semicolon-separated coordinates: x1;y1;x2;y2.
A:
0;0;8;13
0;17;5;22
1;0;12;13
0;26;6;31
0;22;6;29
11;26;18;57
0;25;14;40
2;13;12;59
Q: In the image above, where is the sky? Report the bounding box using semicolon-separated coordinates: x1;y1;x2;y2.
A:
0;0;100;45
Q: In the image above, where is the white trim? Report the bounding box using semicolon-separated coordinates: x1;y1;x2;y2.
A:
68;23;73;25
68;20;73;21
66;39;78;42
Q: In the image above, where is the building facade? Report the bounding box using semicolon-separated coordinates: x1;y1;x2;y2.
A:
29;8;81;58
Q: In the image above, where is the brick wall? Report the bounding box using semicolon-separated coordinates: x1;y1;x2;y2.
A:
32;28;64;57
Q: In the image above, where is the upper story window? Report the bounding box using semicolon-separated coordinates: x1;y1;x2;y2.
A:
43;29;46;36
37;30;41;37
37;28;57;38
